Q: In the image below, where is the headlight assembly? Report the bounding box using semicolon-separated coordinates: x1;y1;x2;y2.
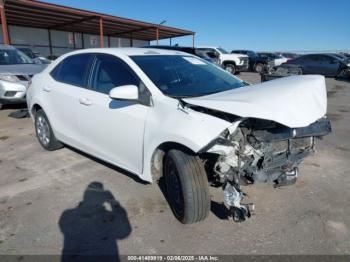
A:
0;74;20;83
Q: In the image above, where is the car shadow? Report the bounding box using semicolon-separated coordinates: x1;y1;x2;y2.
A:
65;145;149;185
210;201;229;220
59;182;132;262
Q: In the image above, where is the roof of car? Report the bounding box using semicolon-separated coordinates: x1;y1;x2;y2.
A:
60;47;192;57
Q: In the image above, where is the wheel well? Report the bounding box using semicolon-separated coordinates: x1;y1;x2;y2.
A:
150;142;196;182
31;104;42;116
222;61;236;67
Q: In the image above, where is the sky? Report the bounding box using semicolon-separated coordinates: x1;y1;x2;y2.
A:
43;0;350;52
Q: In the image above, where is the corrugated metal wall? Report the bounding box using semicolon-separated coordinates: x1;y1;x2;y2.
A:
0;25;149;57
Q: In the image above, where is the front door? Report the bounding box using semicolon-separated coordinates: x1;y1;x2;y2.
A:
78;54;150;174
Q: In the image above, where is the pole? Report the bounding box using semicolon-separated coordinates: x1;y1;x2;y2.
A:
192;33;195;48
99;17;104;47
0;0;10;45
48;29;53;55
156;27;159;45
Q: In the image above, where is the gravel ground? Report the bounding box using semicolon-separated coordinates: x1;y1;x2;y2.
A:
0;72;349;256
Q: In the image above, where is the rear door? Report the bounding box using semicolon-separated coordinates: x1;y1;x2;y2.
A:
44;53;94;146
78;53;150;174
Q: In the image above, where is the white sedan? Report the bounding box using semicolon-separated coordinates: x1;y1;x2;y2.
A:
27;48;331;223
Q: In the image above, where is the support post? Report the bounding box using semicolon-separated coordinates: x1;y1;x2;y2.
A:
72;32;76;49
99;17;104;47
81;32;85;48
169;37;172;46
129;32;133;47
47;29;53;55
0;0;10;45
192;33;195;48
156;27;159;45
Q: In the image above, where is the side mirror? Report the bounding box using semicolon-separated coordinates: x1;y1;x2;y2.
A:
109;85;139;101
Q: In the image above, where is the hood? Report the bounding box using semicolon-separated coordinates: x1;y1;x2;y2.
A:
221;53;248;59
183;75;327;128
0;64;46;75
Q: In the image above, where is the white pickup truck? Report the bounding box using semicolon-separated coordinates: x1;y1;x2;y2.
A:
197;46;249;74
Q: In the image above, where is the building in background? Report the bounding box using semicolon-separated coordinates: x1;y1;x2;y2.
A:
0;0;195;57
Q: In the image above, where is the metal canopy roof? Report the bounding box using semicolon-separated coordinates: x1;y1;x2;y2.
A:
2;0;195;41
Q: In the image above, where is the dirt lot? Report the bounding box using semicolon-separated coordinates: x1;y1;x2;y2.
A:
0;73;349;256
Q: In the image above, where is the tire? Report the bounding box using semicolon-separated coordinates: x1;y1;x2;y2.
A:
164;149;210;224
35;109;63;151
224;64;236;74
0;104;2;110
337;68;350;79
254;63;264;73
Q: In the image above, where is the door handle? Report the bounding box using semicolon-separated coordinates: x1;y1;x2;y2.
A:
43;86;51;92
79;98;92;106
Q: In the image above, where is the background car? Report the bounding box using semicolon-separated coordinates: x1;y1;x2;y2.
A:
144;45;220;65
257;52;289;66
231;50;274;73
18;47;52;65
277;52;299;59
283;53;350;77
0;45;46;109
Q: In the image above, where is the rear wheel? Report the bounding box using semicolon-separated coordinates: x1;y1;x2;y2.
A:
35;109;63;151
254;63;265;73
337;68;350;79
0;104;2;110
224;64;236;74
164;149;210;224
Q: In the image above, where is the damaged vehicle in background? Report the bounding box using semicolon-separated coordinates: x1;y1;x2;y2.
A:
26;48;331;224
0;44;46;109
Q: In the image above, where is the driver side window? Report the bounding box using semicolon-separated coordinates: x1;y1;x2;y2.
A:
90;54;139;95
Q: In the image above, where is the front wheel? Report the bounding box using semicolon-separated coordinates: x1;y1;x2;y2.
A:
35;109;63;151
224;64;236;75
164;149;210;224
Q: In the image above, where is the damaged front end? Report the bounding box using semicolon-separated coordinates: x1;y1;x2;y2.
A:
200;116;332;222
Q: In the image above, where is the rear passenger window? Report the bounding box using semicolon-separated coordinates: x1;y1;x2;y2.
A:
50;54;93;87
91;54;139;95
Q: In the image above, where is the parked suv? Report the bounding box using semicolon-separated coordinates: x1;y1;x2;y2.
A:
196;46;248;74
0;45;46;109
231;50;274;73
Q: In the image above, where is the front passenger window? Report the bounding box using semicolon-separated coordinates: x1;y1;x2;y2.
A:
91;54;139;95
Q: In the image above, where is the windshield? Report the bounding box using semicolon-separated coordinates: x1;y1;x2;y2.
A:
217;47;229;54
131;55;246;98
0;49;34;65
